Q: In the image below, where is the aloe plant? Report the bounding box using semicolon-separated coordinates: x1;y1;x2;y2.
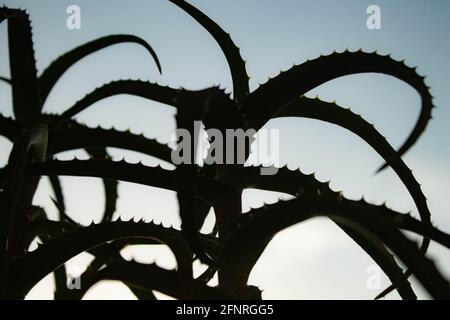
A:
1;1;450;300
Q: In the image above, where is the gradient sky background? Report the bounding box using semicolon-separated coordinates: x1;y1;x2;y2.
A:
0;0;449;299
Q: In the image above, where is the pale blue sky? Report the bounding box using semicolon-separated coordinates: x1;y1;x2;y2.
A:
0;0;449;299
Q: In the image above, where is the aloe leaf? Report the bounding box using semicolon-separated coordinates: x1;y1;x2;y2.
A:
169;0;249;101
85;148;118;223
61;259;229;300
26;158;175;191
53;81;179;128
39;35;161;103
45;118;173;164
222;165;416;299
0;113;20;142
276;97;431;247
221;197;450;299
242;51;433;169
11;220;193;298
0;123;47;297
3;8;40;120
0;76;11;85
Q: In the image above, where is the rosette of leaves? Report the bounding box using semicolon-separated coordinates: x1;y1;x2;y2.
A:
1;1;450;300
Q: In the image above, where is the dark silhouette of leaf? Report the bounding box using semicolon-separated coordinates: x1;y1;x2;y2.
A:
39;35;162;103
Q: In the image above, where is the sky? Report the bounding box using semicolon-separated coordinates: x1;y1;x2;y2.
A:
0;0;449;299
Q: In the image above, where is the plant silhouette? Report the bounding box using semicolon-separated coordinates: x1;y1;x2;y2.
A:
1;1;450;300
